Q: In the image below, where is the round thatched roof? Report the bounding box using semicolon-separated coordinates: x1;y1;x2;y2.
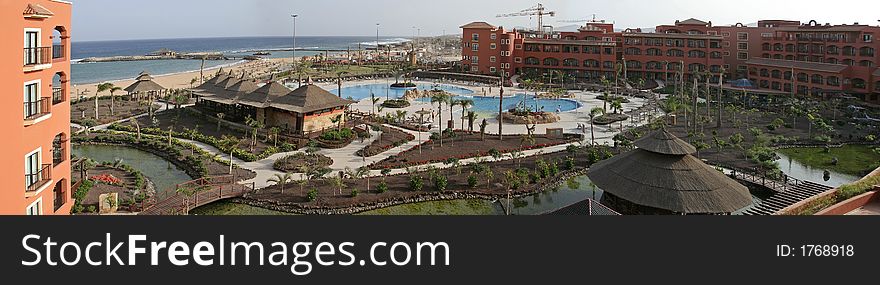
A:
124;73;166;93
587;130;752;214
635;129;697;155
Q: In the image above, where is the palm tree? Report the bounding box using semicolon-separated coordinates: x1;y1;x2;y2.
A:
330;115;343;130
458;99;474;132
347;167;371;192
610;99;623;114
395;110;408;124
448;99;459;131
268;173;294;194
268;127;281;147
244;116;263;152
295;61;312;88
336;71;350;97
216;113;226;132
330;175;346;196
96;83;114;120
467;111;478;132
129;118;141;140
218;135;240;174
370;93;380;117
190;78;198;89
430;92;450;147
588;107;605;145
716;68;726;128
104;84;122;116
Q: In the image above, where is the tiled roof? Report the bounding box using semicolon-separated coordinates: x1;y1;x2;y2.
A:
23;3;54;17
745;58;849;73
460;22;496;29
270;85;356;113
678;18;709;26
623;32;722;39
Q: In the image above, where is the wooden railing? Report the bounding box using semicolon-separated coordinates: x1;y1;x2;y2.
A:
140;175;254;215
716;163;804;192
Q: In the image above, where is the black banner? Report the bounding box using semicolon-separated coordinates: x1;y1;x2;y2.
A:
1;216;876;283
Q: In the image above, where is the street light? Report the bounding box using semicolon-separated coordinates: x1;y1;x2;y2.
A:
292;14;299;86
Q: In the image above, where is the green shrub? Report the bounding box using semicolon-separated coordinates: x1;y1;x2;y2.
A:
307;189;318;202
467;175;478;188
320;128;354;141
350;190;359;197
376;181;388;193
434;176;448;191
409;175;424;192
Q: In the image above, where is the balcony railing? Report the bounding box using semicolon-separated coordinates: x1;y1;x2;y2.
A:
54;185;66;212
24;97;50;121
26;164;52;193
24;47;52;66
52;87;64;105
52;44;65;59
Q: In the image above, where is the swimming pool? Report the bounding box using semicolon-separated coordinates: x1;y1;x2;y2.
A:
330;83;474;101
417;94;582;114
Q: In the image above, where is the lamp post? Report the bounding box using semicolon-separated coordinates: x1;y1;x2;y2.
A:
291;14;299;86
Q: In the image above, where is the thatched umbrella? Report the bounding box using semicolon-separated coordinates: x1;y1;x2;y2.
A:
124;72;166;101
587;130;752;215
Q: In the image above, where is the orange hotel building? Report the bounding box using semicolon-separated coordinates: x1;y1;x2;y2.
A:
462;18;880;104
1;0;73;215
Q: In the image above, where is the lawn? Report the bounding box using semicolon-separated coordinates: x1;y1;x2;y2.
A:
358;199;498;215
778;145;880;176
190;201;293;215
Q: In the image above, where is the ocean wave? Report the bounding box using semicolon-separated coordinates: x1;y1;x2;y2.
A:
74;60;248;85
358;38;413;47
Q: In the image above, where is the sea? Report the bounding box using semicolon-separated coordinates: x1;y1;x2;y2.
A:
70;36;411;85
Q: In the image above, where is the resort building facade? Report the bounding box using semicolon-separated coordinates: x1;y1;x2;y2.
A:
193;73;354;137
462;18;880;104
0;0;73;215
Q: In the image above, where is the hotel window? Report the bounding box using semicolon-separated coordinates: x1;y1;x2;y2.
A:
27;199;42;216
515;44;522;50
471;56;478;64
603;37;612;42
514;57;522;63
722;32;731;37
737;32;748;41
761;33;773;38
490;56;496;63
25;149;43;190
490;43;496;49
472;33;479;41
491;34;497;40
24;81;41;119
708;31;718;36
864;34;873;42
738;43;748;50
737;52;748;60
724;51;731;56
471;66;479;72
472;44;479;51
490;67;496;73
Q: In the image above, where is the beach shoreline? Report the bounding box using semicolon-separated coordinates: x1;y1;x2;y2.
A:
70;57;290;99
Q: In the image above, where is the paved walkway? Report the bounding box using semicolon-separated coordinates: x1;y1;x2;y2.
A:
74;81;657;191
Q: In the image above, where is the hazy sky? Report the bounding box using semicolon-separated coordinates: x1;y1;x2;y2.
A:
71;0;880;42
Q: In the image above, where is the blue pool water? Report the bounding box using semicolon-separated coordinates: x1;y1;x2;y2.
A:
330;83;474;101
417;94;582;114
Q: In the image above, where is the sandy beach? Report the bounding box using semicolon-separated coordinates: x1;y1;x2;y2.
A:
70;57;292;99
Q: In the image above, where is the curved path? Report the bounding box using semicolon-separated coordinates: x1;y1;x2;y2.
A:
74;85;658;192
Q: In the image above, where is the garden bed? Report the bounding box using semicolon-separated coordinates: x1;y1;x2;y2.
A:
593;113;629;125
274;153;333;172
381;99;411;109
71;98;149;126
356;126;415;157
239;146;614;214
371;131;580;169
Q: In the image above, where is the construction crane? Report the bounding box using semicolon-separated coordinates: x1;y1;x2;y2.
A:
496;3;556;34
557;14;603;24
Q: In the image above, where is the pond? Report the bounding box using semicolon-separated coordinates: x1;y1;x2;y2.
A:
72;145;193;197
776;152;862;188
330;83;475;101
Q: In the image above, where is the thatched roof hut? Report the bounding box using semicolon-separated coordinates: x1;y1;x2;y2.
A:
124;72;166;100
587;130;752;215
270;84;356;113
238;81;290;108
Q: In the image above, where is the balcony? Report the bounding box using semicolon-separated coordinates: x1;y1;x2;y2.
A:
23;47;52;71
53;185;66;212
24;97;51;126
52;44;65;59
52;87;64;105
26;164;52;197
